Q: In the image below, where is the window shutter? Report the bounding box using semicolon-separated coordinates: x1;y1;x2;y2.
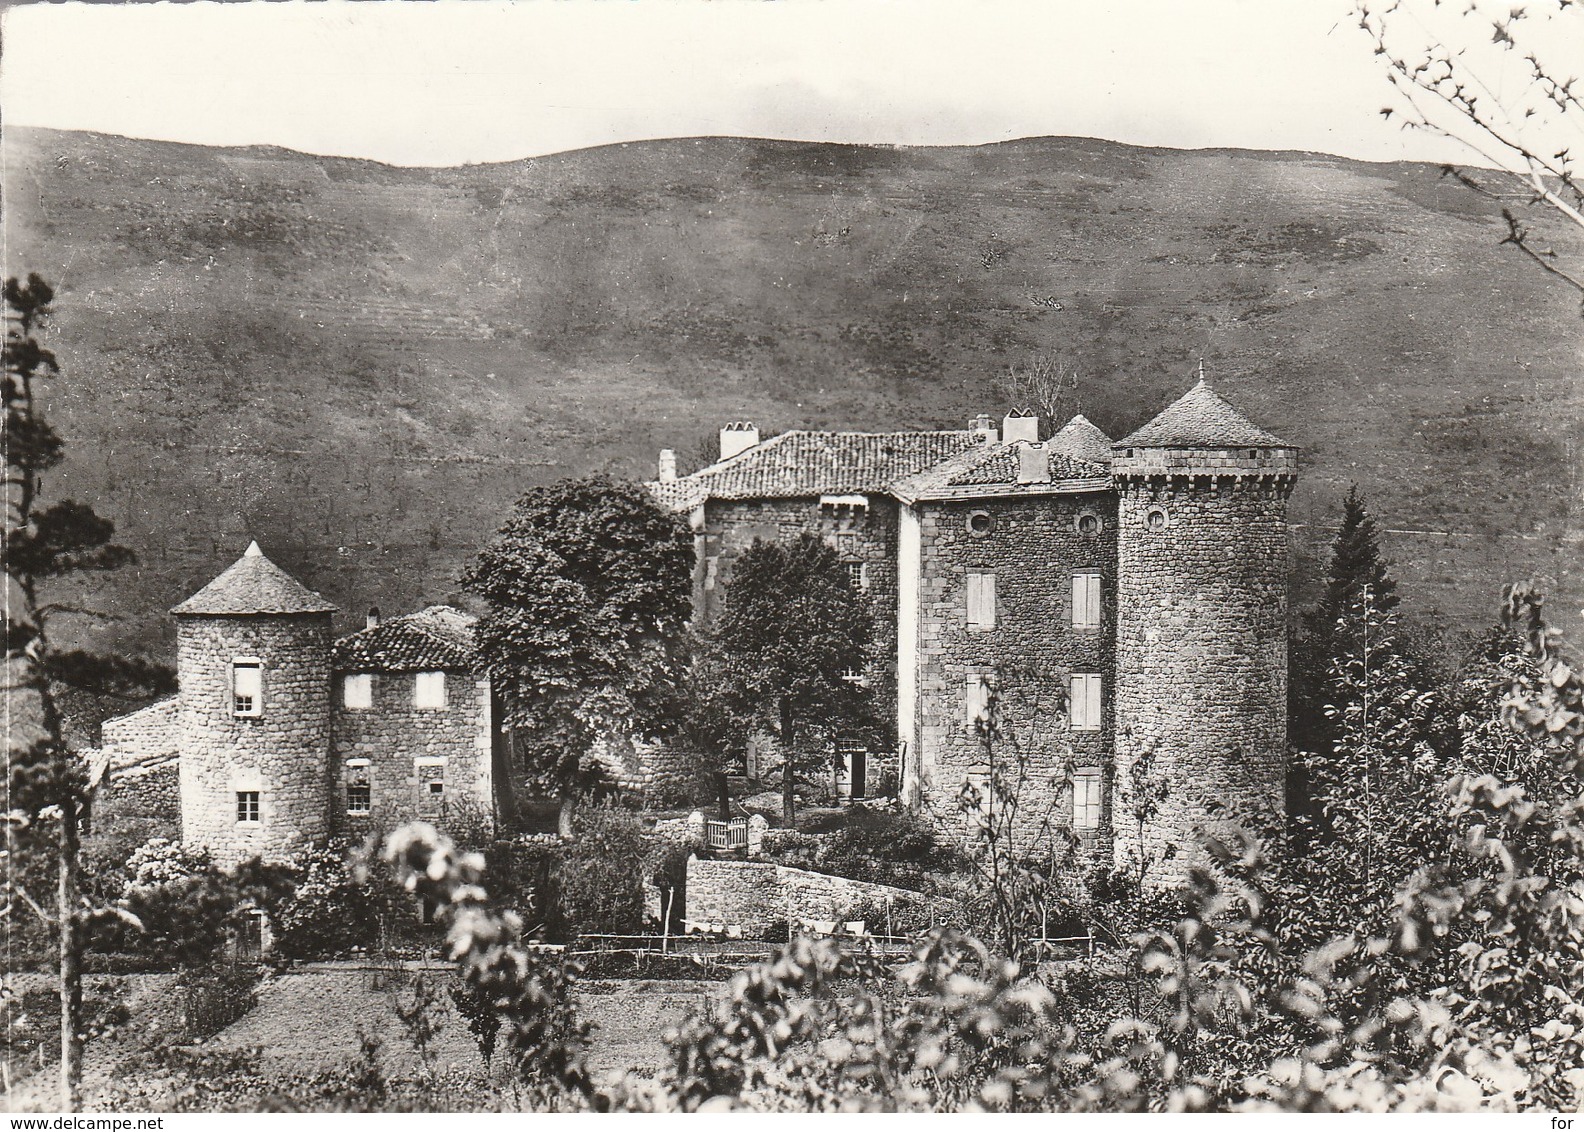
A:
967;572;996;629
343;673;372;710
1073;572;1101;628
414;671;447;709
1070;673;1102;730
965;673;987;725
1072;770;1102;831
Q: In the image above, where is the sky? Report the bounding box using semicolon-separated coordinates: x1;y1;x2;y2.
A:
0;0;1494;169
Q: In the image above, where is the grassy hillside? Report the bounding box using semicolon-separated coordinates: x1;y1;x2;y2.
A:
4;127;1581;665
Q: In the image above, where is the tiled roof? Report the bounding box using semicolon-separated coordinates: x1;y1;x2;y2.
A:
889;441;1109;502
1049;414;1115;465
1116;380;1292;449
172;542;337;616
949;445;1108;486
333;606;478;673
646;429;983;511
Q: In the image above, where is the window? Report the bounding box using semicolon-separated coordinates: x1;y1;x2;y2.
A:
845;561;867;591
343;673;373;711
414;671;447;709
1145;506;1169;531
966;510;994;537
232;661;262;716
347;782;371;814
1072;572;1102;629
1072;769;1103;832
1075;510;1103;537
416;757;446;804
965;673;993;726
236;790;260;824
966;571;997;629
840;667;868;686
1070;673;1103;731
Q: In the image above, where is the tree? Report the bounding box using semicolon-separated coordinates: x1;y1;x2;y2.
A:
1356;0;1584;306
463;476;693;835
706;534;880;823
1298;584;1449;941
998;351;1083;437
2;275;169;1109
1292;489;1400;751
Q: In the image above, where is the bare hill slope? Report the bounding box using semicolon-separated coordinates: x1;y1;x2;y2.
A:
5;127;1580;660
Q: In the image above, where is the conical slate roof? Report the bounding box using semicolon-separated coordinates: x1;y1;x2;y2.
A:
1049;414;1114;464
171;542;337;616
1116;379;1292;448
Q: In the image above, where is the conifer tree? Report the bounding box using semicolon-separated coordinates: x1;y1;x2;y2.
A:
3;275;169;1109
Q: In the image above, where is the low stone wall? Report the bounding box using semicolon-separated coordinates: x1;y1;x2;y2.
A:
96;761;181;825
685;856;933;935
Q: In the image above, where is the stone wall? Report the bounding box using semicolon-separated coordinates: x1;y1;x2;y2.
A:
94;762;180;828
177;613;335;863
332;668;494;844
910;491;1118;847
685;856;934;935
1112;472;1293;882
101;696;180;764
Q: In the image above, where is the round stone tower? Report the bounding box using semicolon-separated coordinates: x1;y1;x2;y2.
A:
1110;379;1297;883
171;541;337;863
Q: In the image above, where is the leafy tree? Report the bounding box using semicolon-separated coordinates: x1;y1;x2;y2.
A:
2;274;171;1109
556;800;646;936
463;475;693;835
705;534;880;823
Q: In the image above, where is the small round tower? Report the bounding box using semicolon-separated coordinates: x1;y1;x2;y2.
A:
171;541;337;863
1110;379;1297;882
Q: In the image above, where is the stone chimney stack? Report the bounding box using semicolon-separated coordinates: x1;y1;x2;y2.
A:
1002;410;1038;444
658;449;678;482
969;414;998;443
719;422;760;461
1016;442;1052;485
366;606;380;630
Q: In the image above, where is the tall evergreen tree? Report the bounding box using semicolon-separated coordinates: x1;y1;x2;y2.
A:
3;275;169;1109
706;535;881;823
1292;487;1401;757
463;475;694;834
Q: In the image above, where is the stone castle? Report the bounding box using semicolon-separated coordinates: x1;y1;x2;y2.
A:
647;379;1297;874
93;378;1295;882
91;543;501;862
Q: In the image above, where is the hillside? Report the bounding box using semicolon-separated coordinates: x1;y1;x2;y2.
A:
4;126;1581;665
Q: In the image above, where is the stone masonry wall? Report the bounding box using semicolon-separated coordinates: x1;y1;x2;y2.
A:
685;856;933;935
95;762;181;828
1112;474;1292;882
333;669;494;844
177;613;334;863
101;696;181;764
912;492;1118;847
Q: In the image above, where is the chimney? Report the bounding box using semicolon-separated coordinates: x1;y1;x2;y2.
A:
1016;442;1052;485
719;421;760;461
1002;409;1038;444
969;414;998;443
366;606;381;630
658;449;677;482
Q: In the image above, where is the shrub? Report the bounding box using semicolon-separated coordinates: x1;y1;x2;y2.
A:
558;802;647;937
269;845;404;961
